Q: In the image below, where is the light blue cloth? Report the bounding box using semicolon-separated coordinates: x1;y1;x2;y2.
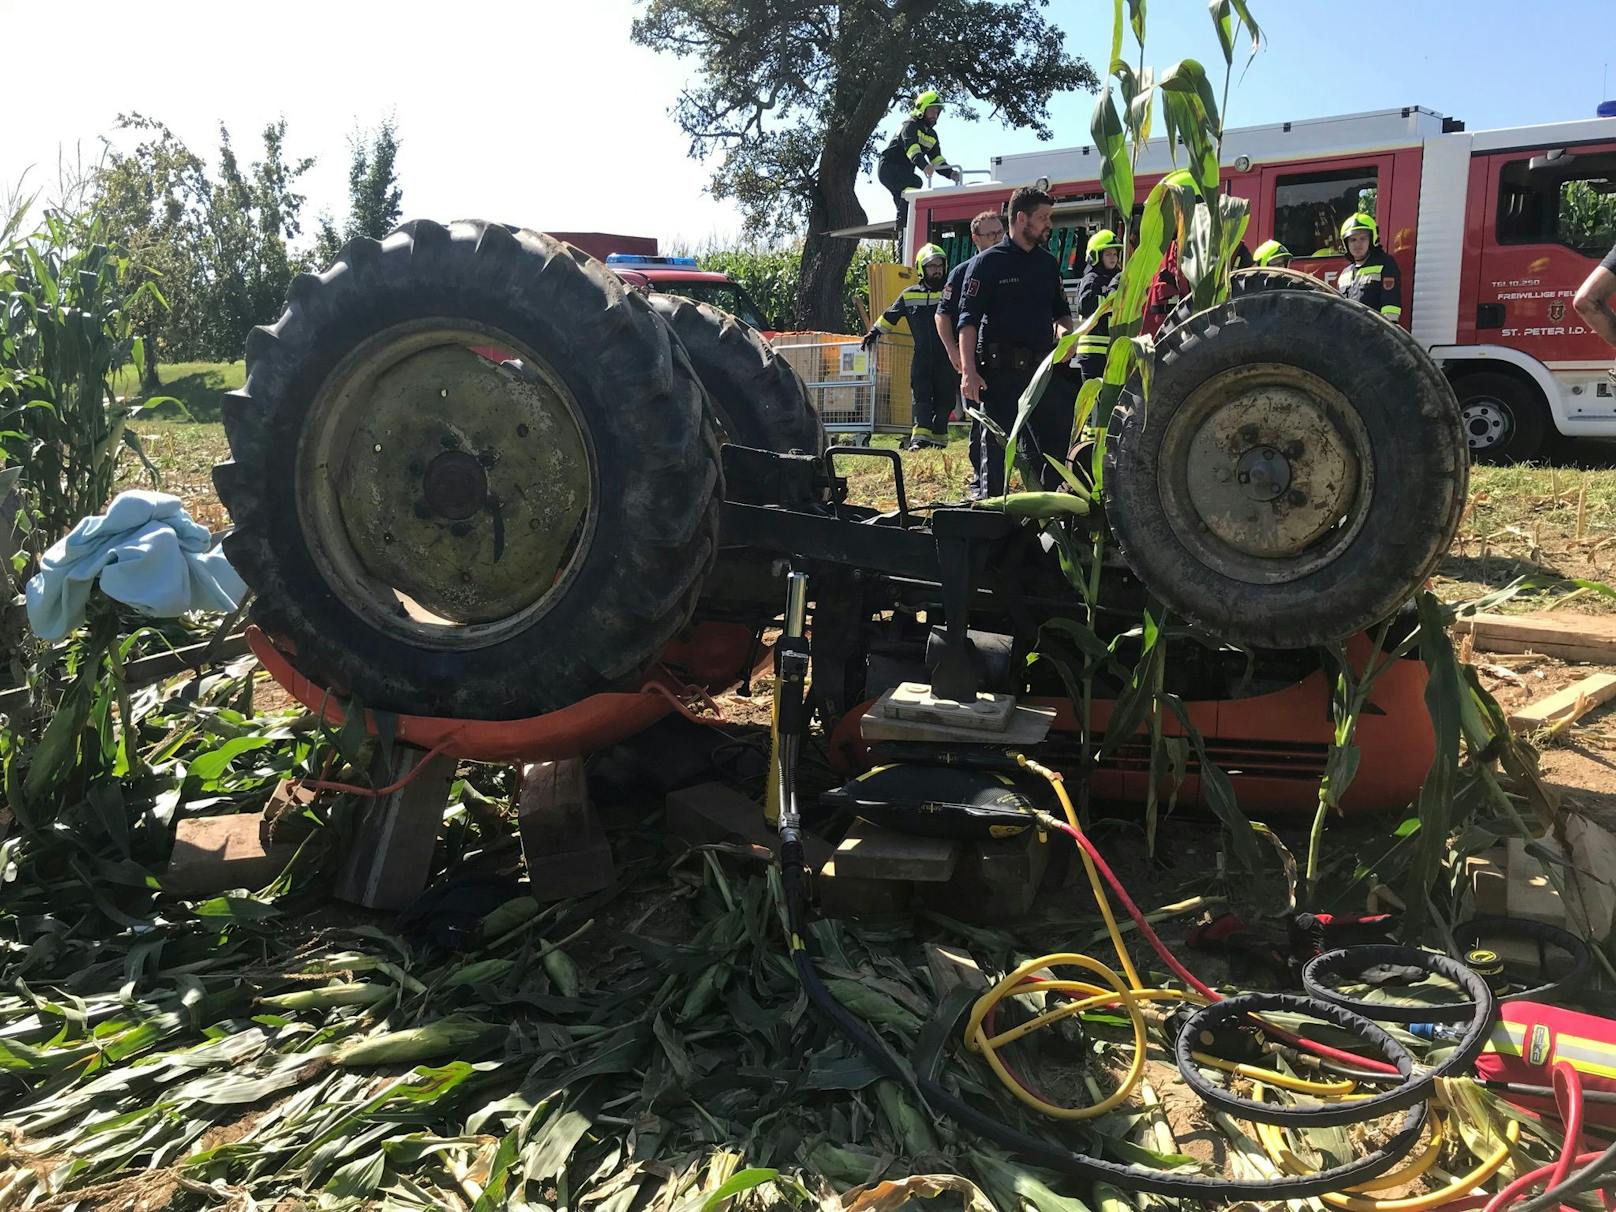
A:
25;491;246;642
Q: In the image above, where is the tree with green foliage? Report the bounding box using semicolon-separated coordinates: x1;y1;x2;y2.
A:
96;116;314;368
94;116;209;391
632;0;1096;333
315;117;404;266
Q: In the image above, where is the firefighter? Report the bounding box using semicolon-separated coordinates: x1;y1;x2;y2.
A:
1074;229;1122;384
1336;212;1403;323
878;90;963;248
956;185;1074;497
1254;239;1292;268
864;243;956;450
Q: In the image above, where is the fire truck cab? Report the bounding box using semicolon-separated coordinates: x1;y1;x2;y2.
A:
905;105;1616;462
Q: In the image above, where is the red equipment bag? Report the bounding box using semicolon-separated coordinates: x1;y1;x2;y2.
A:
1476;1001;1616;1128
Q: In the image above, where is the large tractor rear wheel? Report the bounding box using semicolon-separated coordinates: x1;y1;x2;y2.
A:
1159;266;1335;341
647;294;825;454
215;220;721;720
1104;288;1467;649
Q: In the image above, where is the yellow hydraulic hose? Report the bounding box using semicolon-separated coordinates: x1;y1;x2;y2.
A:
1253;1083;1523;1211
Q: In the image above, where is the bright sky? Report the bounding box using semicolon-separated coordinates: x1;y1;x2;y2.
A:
2;0;1613;253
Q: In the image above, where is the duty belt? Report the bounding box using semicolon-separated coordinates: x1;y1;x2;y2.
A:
985;344;1049;373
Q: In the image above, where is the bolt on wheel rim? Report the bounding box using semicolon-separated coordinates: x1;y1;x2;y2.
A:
298;322;595;650
1158;363;1375;586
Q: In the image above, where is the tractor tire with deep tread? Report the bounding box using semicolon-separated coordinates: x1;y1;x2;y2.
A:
1159;266;1336;340
1453;370;1548;464
1104;288;1467;650
647;294;825;454
214;220;722;720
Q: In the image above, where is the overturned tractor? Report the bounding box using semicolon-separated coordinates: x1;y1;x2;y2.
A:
215;220;1468;815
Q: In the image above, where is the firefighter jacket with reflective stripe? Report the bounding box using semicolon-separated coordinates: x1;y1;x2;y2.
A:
876;282;950;369
1337;246;1404;321
883;117;946;172
1075;263;1121;356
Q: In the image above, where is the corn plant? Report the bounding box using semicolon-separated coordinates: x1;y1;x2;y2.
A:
0;195;171;553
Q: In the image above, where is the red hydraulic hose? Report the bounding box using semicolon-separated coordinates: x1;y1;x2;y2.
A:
1048;817;1401;1076
1482;1061;1614;1212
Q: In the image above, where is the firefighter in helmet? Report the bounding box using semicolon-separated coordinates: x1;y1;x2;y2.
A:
1253;239;1292;268
863;243;956;450
879;90;963;248
1074;229;1122;383
1336;213;1403;323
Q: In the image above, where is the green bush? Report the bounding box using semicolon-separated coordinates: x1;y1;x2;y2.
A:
694;241;895;334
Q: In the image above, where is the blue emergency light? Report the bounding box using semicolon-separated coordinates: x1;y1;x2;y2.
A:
1599;100;1616;118
605;254;701;267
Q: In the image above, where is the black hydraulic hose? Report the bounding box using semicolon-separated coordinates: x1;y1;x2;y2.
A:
1483;1079;1616;1106
1510;1135;1616;1212
781;859;1428;1200
1173;988;1485;1127
1301;945;1501;1027
1452;915;1592;1004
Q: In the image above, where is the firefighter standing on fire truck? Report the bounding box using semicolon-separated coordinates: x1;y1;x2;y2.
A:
864;244;956;450
879;91;963;248
1336;212;1403;322
1074;229;1122;383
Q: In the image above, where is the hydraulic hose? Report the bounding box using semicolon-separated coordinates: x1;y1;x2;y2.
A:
1452;916;1591;1005
1302;945;1503;1026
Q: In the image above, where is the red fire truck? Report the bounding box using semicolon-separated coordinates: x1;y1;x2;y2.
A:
904;105;1616;462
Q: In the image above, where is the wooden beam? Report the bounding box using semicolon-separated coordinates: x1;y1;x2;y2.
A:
1507;673;1616;733
0;632;251;715
1456;612;1616;664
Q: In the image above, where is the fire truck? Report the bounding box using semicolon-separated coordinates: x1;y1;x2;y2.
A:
904;104;1616;462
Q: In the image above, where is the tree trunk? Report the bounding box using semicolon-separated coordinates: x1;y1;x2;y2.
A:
796;139;869;333
140;318;162;394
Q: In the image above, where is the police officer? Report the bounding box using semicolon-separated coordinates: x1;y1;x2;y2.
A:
864;244;956;450
1253;239;1292;268
956;186;1074;498
878;90;962;248
1074;229;1122;384
937;210;1007;493
1336;213;1403;323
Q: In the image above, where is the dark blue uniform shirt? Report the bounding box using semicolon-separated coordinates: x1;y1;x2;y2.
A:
954;237;1071;352
938;256;977;328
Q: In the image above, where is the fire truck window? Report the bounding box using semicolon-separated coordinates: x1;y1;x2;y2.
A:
1272;167;1379;258
660;284;769;331
1496;154;1616;255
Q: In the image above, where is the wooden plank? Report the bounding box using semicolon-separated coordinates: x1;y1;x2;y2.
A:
1456;612;1616;664
165;813;296;898
519;759;616;902
833;818;959;883
335;746;457;911
664;781;834;871
0;631;252;715
1507;673;1616;733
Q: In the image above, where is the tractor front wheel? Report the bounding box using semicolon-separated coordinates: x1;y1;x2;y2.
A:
1104;288;1467;649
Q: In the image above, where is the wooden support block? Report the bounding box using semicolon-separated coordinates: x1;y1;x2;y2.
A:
1507;673;1616;733
519;759;616;902
166;813;296;898
816;858;913;918
923;827;1052;923
262;779;320;846
664;781;833;870
833;818;959;883
335;745;457;911
1456;612;1616;665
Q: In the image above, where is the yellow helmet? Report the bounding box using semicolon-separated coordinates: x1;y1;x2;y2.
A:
916;243;947;273
1253;239;1292;267
1086;229;1122;264
912;89;943;119
1339;212;1379;246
